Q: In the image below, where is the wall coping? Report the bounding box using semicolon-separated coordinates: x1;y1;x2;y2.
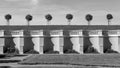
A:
0;25;120;30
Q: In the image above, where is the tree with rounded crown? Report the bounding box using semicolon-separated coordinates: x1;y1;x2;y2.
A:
85;14;93;25
66;14;73;25
25;14;33;26
45;14;52;25
5;14;12;26
106;14;113;25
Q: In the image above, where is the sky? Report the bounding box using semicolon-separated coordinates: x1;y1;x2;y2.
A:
0;0;120;25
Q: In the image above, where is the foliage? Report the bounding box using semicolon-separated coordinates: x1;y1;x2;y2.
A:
44;50;59;54
5;14;12;21
105;49;118;53
106;14;113;20
85;14;93;22
25;49;39;54
66;14;73;21
4;46;19;54
85;46;99;53
3;46;19;57
45;14;52;21
25;14;33;22
64;49;79;54
0;54;6;58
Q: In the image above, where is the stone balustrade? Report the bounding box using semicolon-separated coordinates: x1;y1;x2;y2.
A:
30;30;44;54
50;30;64;54
69;30;83;54
88;30;103;53
10;30;24;54
107;30;120;53
0;25;120;54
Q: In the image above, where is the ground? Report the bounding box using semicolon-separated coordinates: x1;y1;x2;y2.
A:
0;54;120;68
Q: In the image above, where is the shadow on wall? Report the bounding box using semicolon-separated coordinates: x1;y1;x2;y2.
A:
23;31;34;53
4;30;16;53
102;31;118;53
43;31;54;53
83;31;99;53
83;31;92;53
24;37;34;53
63;30;73;53
103;31;111;53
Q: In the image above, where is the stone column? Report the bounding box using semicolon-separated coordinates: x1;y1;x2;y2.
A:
50;30;64;54
30;30;44;54
0;30;4;54
69;30;83;54
108;30;120;53
88;30;103;53
11;30;24;54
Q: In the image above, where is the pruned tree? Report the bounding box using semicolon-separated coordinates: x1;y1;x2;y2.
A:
45;14;52;25
85;14;93;25
25;14;33;26
66;14;73;25
106;14;113;25
5;14;12;26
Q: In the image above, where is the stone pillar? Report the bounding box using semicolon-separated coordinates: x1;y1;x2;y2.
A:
11;30;24;54
108;30;120;53
69;30;83;54
30;30;44;54
50;30;64;54
0;30;4;54
88;30;103;53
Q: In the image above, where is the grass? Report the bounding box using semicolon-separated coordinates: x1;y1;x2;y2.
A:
19;54;120;67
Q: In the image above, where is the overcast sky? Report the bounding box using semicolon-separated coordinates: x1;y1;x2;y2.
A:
0;0;120;25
